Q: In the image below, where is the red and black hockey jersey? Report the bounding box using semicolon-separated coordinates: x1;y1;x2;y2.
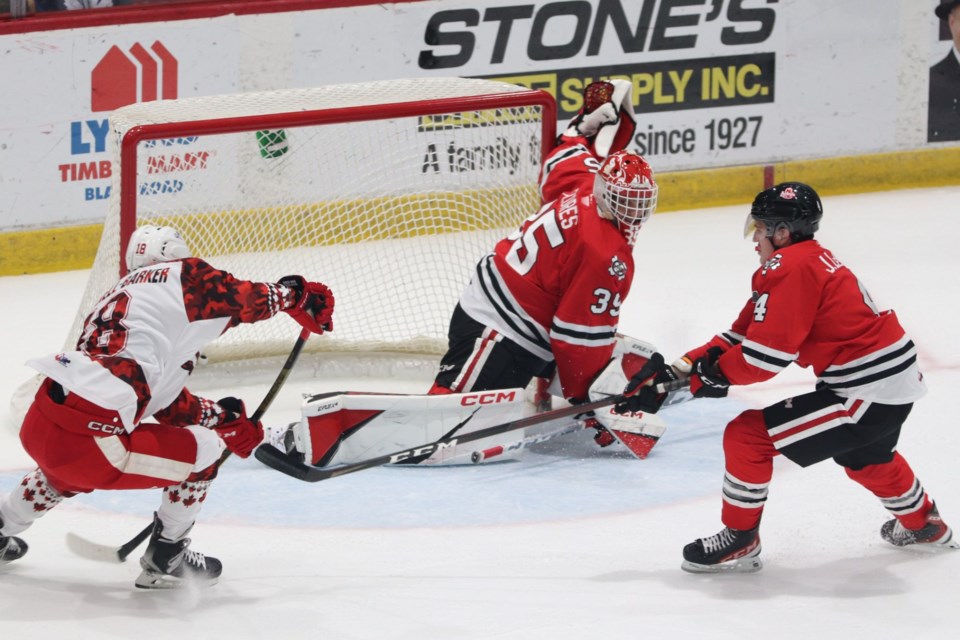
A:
685;240;926;404
28;257;293;431
459;187;634;402
538;135;600;205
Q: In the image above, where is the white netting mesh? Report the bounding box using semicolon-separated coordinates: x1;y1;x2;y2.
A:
68;78;551;363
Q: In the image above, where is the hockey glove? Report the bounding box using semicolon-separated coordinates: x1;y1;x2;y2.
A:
689;347;730;398
280;275;335;335
561;79;636;158
568;398;615;448
564;81;619;139
211;397;264;458
613;352;678;415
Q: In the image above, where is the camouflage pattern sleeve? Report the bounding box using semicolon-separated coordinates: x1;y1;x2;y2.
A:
180;257;295;327
152;388;222;428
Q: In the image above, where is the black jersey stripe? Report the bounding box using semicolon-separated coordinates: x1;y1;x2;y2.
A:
741;344;793;369
475;257;552;354
819;340;915;379
550;322;616;343
821;354;917;390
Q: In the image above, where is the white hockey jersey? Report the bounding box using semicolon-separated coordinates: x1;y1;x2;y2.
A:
28;258;289;431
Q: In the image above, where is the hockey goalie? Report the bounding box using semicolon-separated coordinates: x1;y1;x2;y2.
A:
268;79;683;470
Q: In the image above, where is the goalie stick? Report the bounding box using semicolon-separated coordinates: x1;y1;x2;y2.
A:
255;377;690;482
470;421;587;463
65;327;312;564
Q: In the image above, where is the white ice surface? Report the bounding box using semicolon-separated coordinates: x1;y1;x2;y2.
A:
1;187;959;639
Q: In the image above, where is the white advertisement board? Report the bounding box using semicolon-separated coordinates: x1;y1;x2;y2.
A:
0;0;950;231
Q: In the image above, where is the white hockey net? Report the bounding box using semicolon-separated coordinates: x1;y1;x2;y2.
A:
67;78;555;365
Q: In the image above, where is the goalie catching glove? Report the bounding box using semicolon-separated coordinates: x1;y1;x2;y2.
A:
211;397;264;458
562;79;637;159
280;275;334;334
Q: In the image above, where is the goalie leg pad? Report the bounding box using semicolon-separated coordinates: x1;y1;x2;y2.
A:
591;406;667;459
293;389;528;467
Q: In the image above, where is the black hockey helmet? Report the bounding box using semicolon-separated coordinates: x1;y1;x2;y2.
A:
746;182;823;242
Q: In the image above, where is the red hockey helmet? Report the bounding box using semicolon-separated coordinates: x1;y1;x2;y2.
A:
593;151;658;227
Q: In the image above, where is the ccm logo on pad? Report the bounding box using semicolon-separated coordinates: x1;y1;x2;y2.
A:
461;391;517;406
87;421;125;435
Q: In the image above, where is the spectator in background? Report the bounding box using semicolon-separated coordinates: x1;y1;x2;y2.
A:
33;0;184;11
34;0;114;9
930;0;960;141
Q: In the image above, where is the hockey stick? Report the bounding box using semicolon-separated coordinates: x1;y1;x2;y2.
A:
65;327;312;564
470;420;587;463
255;377;690;482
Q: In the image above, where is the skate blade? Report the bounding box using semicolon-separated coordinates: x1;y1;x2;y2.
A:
892;537;960;551
134;568;219;590
885;527;960;550
681;552;763;574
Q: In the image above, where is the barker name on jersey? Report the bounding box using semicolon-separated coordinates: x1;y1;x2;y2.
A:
28;257;288;431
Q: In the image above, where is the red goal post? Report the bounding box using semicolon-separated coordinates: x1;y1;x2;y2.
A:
68;78;557;372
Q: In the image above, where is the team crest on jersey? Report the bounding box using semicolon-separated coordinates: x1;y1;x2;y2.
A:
608;256;628;281
761;254;782;276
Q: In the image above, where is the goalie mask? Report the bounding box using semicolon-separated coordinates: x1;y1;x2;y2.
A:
594;151;658;228
125;225;191;271
744;182;823;243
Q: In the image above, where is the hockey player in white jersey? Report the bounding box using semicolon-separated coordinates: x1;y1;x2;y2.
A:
0;226;333;588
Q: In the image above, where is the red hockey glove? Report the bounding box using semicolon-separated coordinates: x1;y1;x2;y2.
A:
568;398;615;448
211;397;264;458
689;347;730;398
613;352;678;415
280;275;334;335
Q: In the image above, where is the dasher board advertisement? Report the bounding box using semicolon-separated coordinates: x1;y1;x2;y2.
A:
0;0;944;231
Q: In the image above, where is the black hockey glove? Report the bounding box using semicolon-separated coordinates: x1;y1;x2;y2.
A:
689;347;730;398
613;352;678;415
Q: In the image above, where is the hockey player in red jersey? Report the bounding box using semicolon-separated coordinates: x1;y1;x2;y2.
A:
430;80;665;450
640;182;956;572
0;225;333;588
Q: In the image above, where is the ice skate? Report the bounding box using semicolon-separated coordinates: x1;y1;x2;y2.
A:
681;526;762;573
0;514;28;566
135;514;222;589
0;535;28;566
880;503;959;550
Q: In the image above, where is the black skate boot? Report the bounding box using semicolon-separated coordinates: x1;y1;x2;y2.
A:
0;514;29;566
880;502;959;549
135;513;222;589
1;535;28;566
681;526;762;573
